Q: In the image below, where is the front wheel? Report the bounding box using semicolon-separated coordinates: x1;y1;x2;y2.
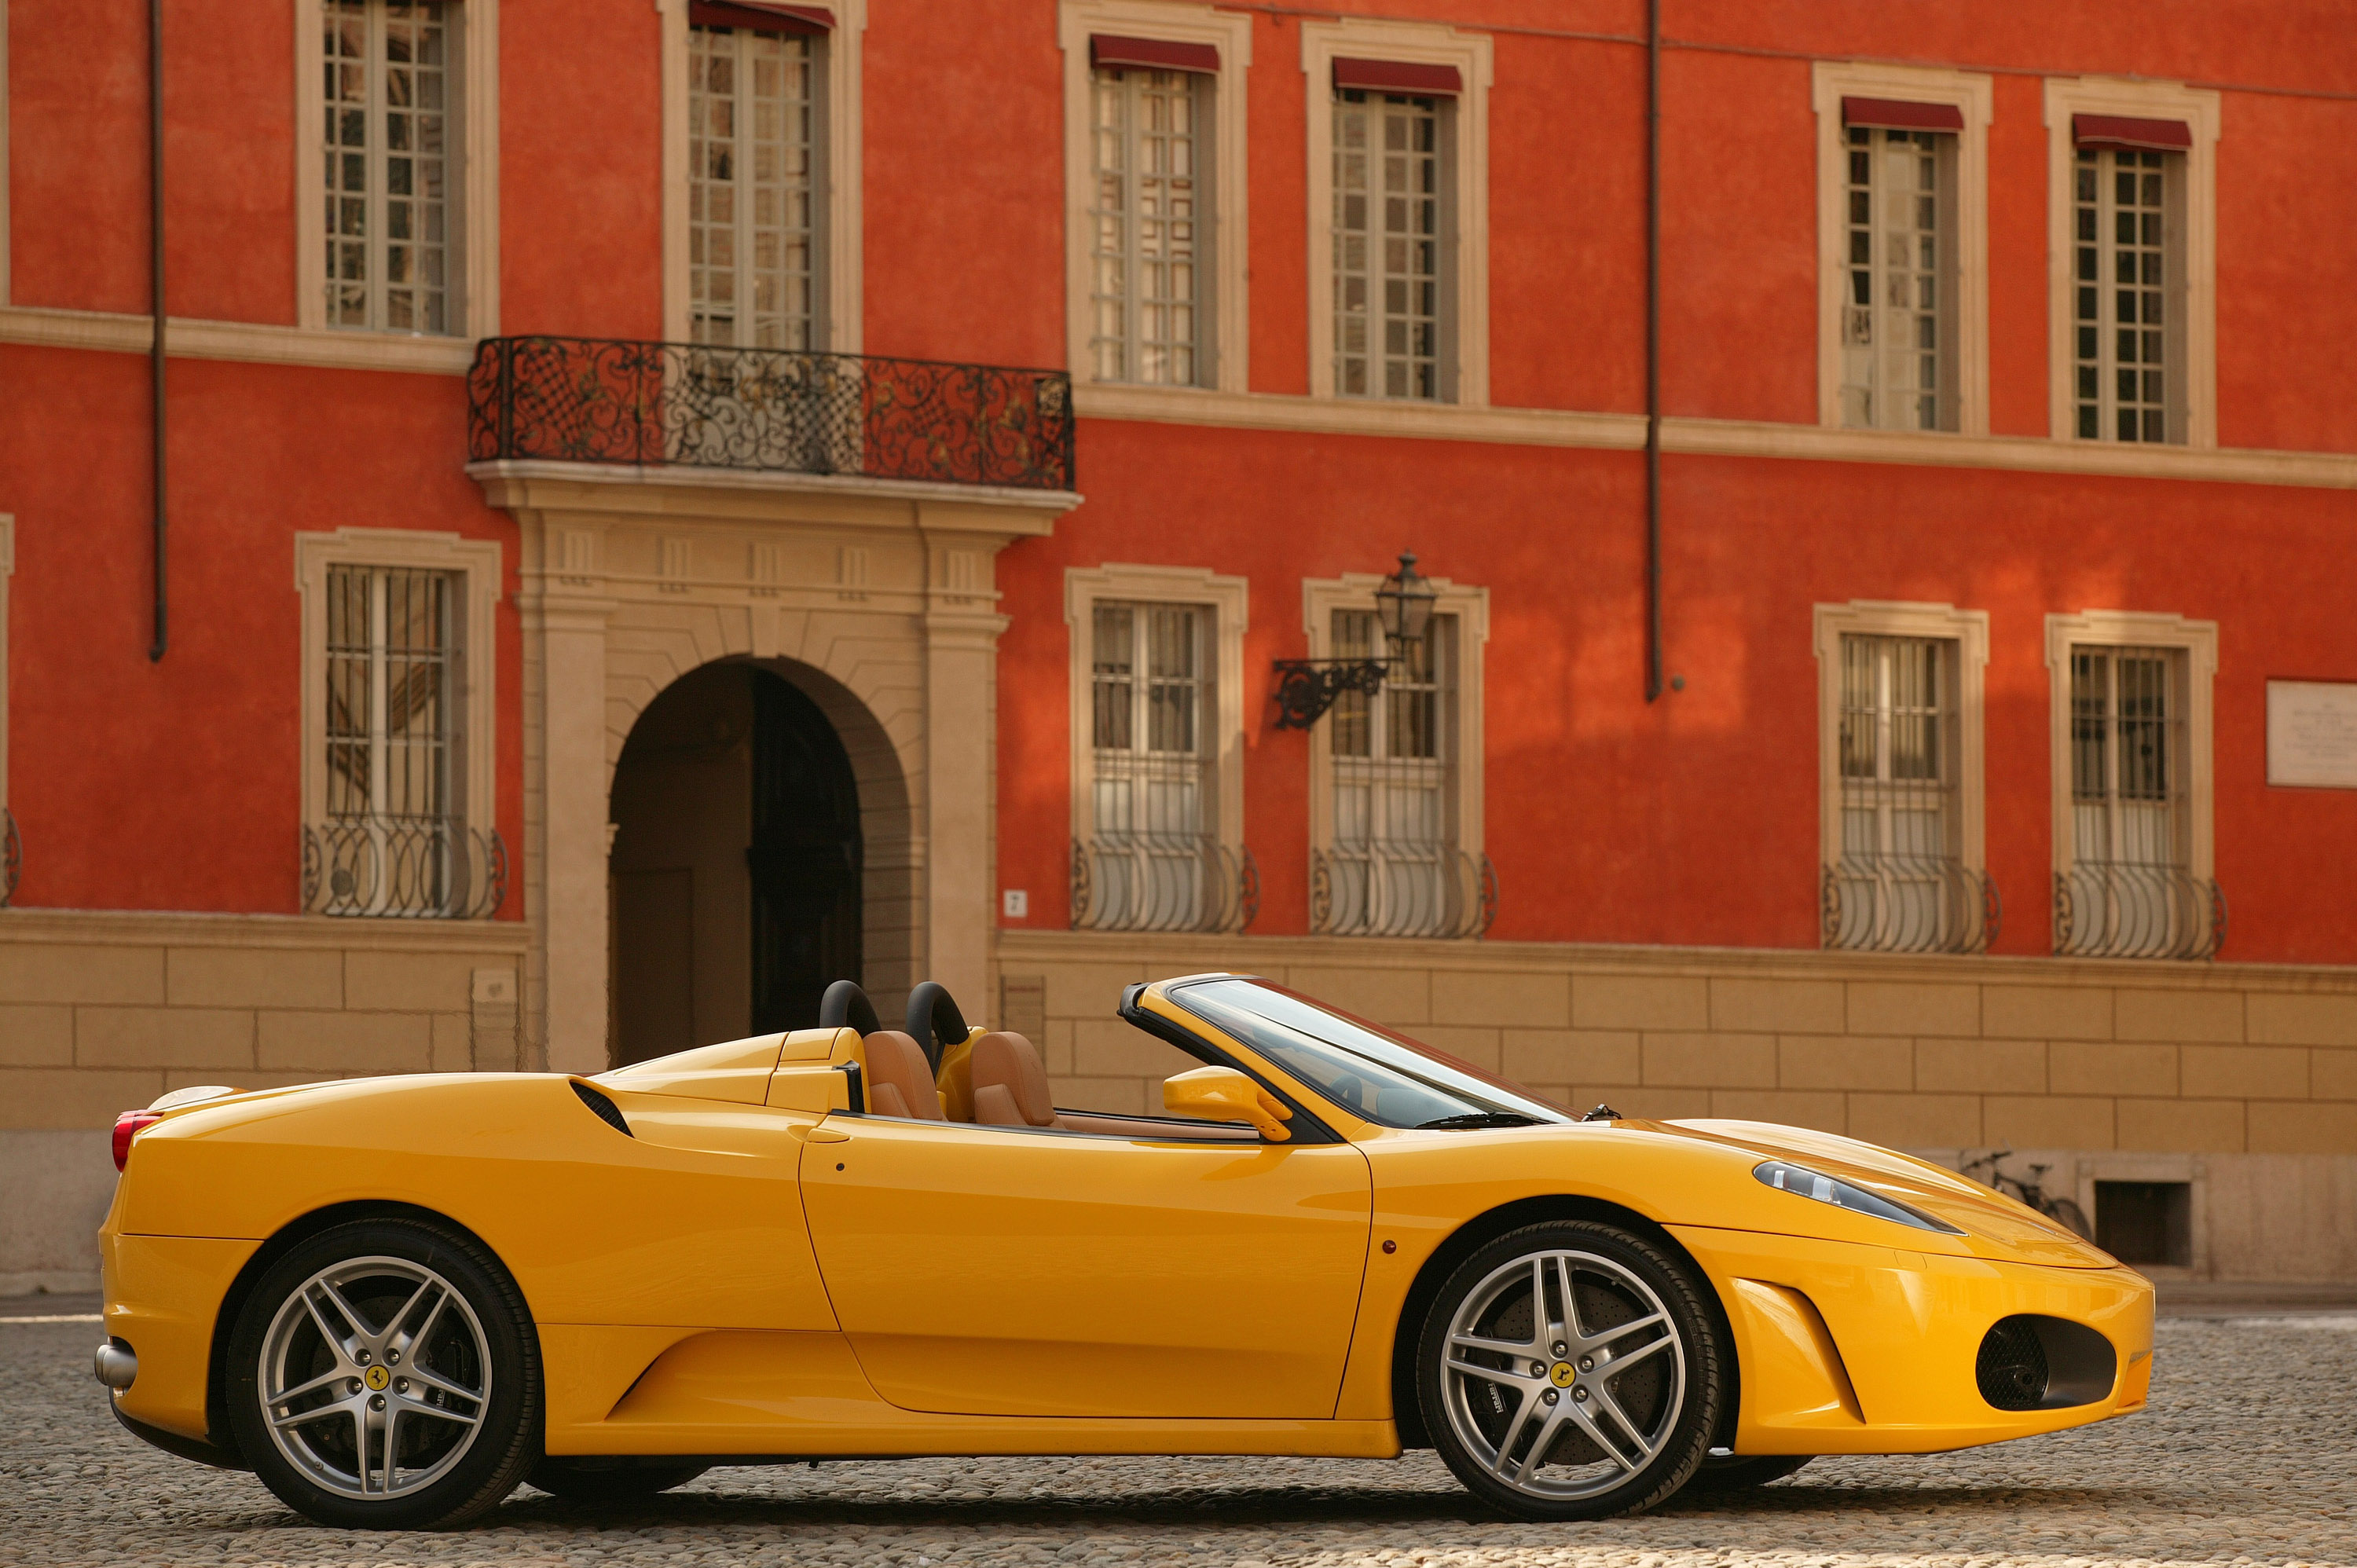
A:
224;1218;541;1530
1418;1221;1725;1521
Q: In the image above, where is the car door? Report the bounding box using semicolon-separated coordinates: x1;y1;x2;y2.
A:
798;1116;1373;1419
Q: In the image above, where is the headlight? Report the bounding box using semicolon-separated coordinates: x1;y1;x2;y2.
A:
1754;1160;1964;1235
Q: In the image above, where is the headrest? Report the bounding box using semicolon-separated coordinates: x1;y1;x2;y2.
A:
969;1031;1054;1127
863;1030;943;1121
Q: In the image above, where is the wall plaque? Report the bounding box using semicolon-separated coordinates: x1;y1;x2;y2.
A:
2267;680;2357;788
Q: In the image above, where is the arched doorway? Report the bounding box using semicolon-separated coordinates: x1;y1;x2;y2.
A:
608;661;862;1067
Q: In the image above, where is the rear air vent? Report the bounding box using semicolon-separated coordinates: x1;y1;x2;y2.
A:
1977;1314;2118;1411
571;1081;632;1138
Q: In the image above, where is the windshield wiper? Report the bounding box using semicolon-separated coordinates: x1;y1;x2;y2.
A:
1415;1112;1544;1130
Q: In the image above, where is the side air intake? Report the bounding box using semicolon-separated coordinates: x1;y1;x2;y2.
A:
571;1081;632;1138
1976;1314;2117;1411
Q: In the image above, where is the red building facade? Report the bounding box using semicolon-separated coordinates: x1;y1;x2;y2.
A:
4;0;2355;1288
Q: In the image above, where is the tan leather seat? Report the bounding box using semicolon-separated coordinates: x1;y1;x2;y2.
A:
862;1030;944;1120
970;1031;1065;1130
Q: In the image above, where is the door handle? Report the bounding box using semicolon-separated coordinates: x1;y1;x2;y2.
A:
805;1127;852;1144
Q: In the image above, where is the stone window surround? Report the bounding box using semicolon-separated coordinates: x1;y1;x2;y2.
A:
1058;0;1253;393
295;526;503;842
2043;76;2221;449
1812;599;1992;921
2044;608;2220;903
1064;562;1251;870
1811;60;1994;438
293;0;501;339
1300;570;1490;890
660;0;865;350
1299;16;1493;406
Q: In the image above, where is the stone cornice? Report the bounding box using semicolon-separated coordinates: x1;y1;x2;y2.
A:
467;460;1079;534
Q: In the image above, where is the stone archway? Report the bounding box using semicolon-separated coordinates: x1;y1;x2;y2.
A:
475;463;1073;1073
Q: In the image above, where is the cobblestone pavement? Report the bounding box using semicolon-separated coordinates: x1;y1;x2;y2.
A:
2;1315;2349;1568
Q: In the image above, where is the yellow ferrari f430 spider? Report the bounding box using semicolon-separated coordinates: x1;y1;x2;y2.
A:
97;973;2152;1529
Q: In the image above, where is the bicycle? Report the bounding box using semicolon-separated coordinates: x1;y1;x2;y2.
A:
1956;1146;2094;1240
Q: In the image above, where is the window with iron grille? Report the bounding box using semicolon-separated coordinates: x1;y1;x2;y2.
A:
2073;149;2182;443
1839;127;1957;431
322;0;460;334
1089;65;1208;385
690;23;821;349
1076;602;1227;930
2063;645;2195;951
1323;610;1466;935
1830;635;1974;951
315;566;478;916
1332;90;1453;401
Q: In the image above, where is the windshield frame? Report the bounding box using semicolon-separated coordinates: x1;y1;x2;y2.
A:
1163;976;1572;1131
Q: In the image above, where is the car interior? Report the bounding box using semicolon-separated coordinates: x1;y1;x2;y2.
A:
818;980;1261;1141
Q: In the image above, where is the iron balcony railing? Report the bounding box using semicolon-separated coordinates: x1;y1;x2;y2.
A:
1071;834;1259;934
302;816;508;921
2054;863;2225;960
467;336;1075;493
1312;847;1497;940
1821;855;2000;955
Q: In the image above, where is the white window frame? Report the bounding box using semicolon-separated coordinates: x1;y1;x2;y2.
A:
294;0;499;337
1066;565;1246;878
662;0;863;352
2044;609;2219;936
1303;570;1488;924
297;529;500;862
1813;600;1989;950
1059;0;1250;392
2044;77;2220;449
1300;18;1490;406
1813;61;1991;437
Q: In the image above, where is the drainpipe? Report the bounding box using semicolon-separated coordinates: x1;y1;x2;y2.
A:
147;0;168;662
1643;0;1662;702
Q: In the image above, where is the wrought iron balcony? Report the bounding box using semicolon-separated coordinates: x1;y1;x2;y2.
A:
1311;847;1497;940
302;816;508;921
1821;855;2000;955
467;336;1075;493
2054;864;2224;960
1071;834;1258;934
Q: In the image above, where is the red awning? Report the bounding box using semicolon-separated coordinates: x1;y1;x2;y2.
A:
1841;97;1964;133
2073;113;2193;152
690;1;830;34
1090;34;1219;74
1332;57;1462;97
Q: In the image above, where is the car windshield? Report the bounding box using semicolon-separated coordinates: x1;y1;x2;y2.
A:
1168;978;1571;1130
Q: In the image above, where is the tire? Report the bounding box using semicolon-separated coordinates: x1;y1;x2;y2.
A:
1417;1221;1724;1521
1681;1453;1813;1493
528;1457;710;1504
224;1218;541;1530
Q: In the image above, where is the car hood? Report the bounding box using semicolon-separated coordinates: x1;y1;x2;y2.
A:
1649;1117;2119;1269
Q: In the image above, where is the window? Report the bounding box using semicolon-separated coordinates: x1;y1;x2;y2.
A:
1305;573;1490;939
2071;145;2180;443
1300;21;1490;405
2043;79;2219;448
1814;602;1989;954
689;20;823;348
298;529;503;919
1065;566;1250;932
2045;612;2219;958
1813;65;1991;435
1332;88;1451;400
321;0;461;334
1088;59;1208;385
1838;124;1956;431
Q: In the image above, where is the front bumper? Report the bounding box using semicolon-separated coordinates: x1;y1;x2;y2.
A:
1672;1224;2154;1455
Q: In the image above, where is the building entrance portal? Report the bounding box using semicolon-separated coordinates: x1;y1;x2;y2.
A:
609;663;862;1067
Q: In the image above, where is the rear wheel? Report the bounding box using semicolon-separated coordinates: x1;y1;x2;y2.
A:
1418;1221;1723;1521
225;1218;540;1530
1682;1453;1813;1493
528;1457;710;1503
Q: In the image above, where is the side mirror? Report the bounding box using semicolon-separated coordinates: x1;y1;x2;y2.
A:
1163;1066;1293;1142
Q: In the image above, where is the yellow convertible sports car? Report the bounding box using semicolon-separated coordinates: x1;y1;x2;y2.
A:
97;974;2153;1530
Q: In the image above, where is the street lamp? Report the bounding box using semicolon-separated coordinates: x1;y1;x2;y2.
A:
1271;551;1438;730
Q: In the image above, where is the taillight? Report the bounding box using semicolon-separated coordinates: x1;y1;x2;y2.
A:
112;1111;163;1171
